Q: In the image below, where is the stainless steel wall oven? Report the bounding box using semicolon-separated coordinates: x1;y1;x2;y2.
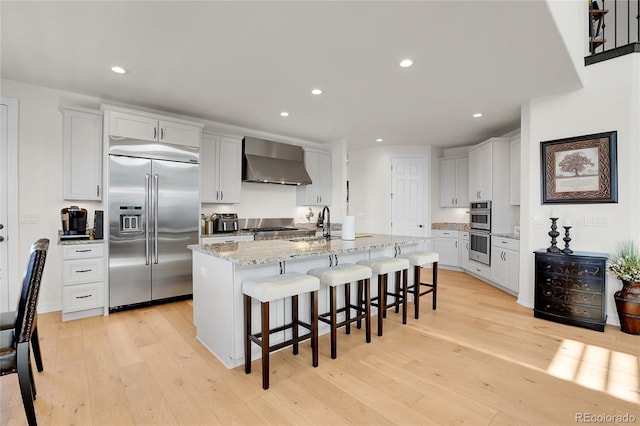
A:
469;201;491;265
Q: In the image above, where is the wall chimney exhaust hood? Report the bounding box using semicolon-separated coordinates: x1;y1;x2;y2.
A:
242;137;312;185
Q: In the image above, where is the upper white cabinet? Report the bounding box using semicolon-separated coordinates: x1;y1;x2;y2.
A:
61;106;103;200
107;109;202;148
296;150;332;206
510;135;521;206
200;132;242;204
468;137;510;202
439;157;468;208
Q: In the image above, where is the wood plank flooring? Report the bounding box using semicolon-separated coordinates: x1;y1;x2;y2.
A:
1;270;638;425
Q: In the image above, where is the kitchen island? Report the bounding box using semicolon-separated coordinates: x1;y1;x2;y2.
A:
189;234;429;368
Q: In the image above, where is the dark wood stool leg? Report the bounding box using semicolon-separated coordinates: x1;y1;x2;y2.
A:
311;290;319;367
244;295;252;374
414;265;421;319
292;294;299;355
261;301;270;390
432;262;438;310
402;268;408;324
330;286;337;359
345;282;351;335
364;278;371;343
394;270;400;314
378;274;386;336
382;273;388;319
356;280;363;329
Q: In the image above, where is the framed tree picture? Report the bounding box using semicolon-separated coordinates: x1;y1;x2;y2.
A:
540;131;618;204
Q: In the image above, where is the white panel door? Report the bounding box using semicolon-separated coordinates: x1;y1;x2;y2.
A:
0;97;19;312
390;156;425;237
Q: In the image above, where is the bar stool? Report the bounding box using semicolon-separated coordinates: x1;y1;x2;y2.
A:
242;272;320;390
356;256;409;336
307;263;373;359
402;252;439;319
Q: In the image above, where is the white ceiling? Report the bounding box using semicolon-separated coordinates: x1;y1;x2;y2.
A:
1;1;582;150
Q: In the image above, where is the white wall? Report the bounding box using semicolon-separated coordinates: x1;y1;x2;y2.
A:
1;79;346;312
348;144;432;235
519;54;640;326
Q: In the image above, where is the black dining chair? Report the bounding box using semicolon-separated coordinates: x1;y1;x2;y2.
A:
0;238;49;426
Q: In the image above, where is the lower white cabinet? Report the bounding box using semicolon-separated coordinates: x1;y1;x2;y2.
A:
201;234;254;244
490;237;519;294
62;242;105;321
433;230;459;267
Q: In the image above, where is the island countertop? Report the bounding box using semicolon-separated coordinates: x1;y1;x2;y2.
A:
188;234;430;265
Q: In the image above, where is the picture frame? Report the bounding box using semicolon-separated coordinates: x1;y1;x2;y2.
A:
540;131;618;204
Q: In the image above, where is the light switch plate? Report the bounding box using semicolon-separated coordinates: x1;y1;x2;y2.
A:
19;214;39;224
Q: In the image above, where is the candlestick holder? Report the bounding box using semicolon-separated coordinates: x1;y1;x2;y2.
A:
547;218;562;253
562;226;573;254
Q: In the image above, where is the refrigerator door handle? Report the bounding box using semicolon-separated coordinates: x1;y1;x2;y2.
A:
145;174;151;265
153;174;159;264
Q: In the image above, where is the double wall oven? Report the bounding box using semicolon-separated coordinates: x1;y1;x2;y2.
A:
469;201;491;265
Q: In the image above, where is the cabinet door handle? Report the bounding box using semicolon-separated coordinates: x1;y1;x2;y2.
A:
153;127;157;139
455;241;458;248
220;191;223;200
216;190;219;200
160;128;164;140
97;185;100;197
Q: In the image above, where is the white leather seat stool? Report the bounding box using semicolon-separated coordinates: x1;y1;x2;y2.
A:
308;263;373;359
401;252;439;319
242;272;320;390
356;256;410;336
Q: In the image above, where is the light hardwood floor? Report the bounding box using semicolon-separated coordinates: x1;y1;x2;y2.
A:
2;270;639;425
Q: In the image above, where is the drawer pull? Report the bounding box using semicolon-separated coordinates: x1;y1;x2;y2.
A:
76;269;92;273
75;294;92;299
75;249;91;253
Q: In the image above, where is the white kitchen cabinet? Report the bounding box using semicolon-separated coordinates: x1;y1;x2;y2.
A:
200;234;254;244
468;141;493;201
62;242;105;321
490;236;519;294
200;132;242;203
510;136;521;206
106;108;202;148
460;231;471;270
61;106;103;200
297;150;332;206
433;229;459;267
439;157;469;208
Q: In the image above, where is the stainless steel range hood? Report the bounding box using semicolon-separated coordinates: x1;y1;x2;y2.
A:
242;137;312;185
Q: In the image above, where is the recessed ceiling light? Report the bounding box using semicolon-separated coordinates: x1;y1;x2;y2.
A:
280;112;289;117
110;66;129;74
473;113;483;118
376;138;383;142
399;59;413;68
311;88;322;95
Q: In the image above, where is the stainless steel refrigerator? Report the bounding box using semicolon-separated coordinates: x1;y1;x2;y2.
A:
108;137;199;310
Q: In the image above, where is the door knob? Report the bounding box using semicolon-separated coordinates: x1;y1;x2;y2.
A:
0;236;4;242
418;224;423;228
0;224;3;229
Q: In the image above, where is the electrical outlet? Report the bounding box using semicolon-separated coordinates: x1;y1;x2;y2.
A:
584;216;610;227
19;214;39;224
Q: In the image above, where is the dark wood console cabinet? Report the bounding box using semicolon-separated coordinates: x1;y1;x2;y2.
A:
534;250;608;332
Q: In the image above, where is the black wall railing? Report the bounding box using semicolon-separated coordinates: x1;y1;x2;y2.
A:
586;0;640;65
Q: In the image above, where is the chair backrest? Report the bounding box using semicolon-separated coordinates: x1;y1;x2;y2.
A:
14;238;49;344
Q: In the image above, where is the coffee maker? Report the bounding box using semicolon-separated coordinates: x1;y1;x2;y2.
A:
61;206;89;239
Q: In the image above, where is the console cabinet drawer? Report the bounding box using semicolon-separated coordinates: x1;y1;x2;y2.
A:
63;282;104;312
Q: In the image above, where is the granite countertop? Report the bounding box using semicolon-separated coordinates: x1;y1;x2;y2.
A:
189;234;429;265
58;237;105;245
491;232;520;240
432;222;470;231
201;230;255;238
